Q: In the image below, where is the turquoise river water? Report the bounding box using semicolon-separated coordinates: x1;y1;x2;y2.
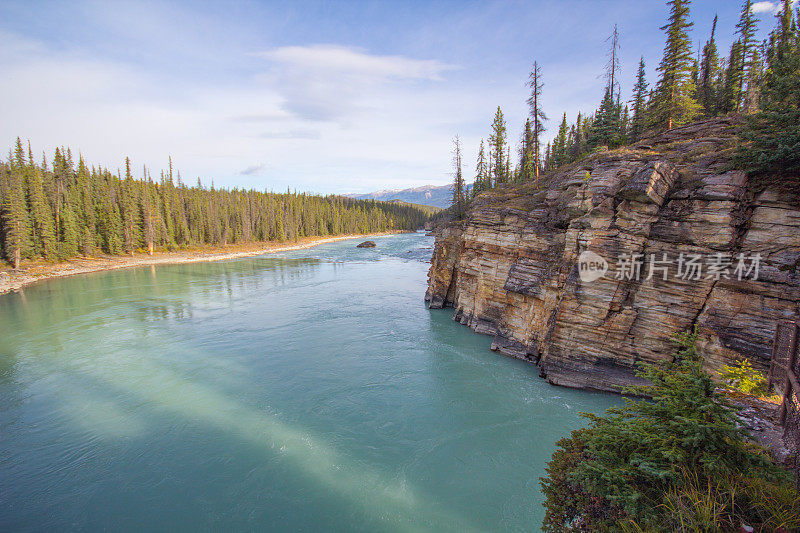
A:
0;232;618;532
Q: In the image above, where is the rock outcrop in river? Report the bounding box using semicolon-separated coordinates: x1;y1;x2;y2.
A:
426;118;800;392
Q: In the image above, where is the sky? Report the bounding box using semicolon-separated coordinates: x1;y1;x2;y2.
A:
0;1;791;194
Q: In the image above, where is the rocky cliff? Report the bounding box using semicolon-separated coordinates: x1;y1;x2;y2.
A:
426;118;800;392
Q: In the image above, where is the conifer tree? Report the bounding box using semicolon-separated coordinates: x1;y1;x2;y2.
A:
473;139;488;197
720;40;745;114
698;15;720;116
488;107;508;186
519;119;535;182
59;200;79;258
451;136;466;219
552;114;569;168
735;0;758;112
526;61;547;185
3;142;32;268
629;58;650;142
588;88;624;150
650;0;701;130
734;0;800;173
27;165;57;260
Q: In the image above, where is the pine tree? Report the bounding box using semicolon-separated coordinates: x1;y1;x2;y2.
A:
630;58;650;141
473;139;488;197
720;40;745;114
698;15;721;116
59;200;79;258
735;0;759;112
650;0;701;130
552;113;569;168
27;165;57;260
488;107;508;186
3;143;32;268
527;61;547;185
734;0;800;174
519;119;535;182
450;136;466;219
588;88;624;150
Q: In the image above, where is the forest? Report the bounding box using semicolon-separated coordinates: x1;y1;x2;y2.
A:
0;145;431;268
450;0;800;216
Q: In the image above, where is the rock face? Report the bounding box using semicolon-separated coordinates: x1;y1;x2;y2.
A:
426;118;800;392
356;241;376;248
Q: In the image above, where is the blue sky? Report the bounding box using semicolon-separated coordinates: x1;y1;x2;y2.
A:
0;1;789;194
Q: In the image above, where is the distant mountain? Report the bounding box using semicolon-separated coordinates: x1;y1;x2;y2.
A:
347;184;467;209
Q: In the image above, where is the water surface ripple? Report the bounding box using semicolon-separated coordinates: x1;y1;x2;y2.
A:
0;232;618;531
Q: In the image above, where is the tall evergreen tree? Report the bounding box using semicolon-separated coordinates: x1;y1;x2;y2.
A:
526;61;547;185
698;15;721;116
720;40;745;114
2;141;32;268
588;88;624;150
488;107;508;186
650;0;701;130
27;164;57;260
734;0;800;173
735;0;759;112
552;113;569;168
473;139;488;197
519;119;535;182
450;136;466;219
630;58;650;141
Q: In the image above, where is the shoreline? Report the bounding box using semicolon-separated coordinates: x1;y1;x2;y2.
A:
0;232;402;295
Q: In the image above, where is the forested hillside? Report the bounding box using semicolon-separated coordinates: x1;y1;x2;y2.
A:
0;143;430;268
450;0;800;209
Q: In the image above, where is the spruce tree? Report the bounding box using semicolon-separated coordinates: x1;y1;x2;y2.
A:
552;113;569;168
588;88;624;150
734;0;800;174
488;107;508;186
698;15;721;116
526;61;547;185
720;40;745;114
735;0;759;112
630;58;650;141
450;136;466;219
473;139;488;197
519;119;535;182
27;165;57;260
650;0;701;130
2;146;31;268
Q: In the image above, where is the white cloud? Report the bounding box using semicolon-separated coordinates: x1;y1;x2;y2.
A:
752;0;799;14
752;1;780;14
262;45;455;81
256;45;458;122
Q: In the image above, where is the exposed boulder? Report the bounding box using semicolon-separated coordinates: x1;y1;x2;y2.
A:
356;241;376;248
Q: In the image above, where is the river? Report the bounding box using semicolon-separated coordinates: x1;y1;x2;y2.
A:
0;232;618;531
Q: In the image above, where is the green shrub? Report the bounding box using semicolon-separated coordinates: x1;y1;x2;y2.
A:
719;359;769;397
540;329;799;532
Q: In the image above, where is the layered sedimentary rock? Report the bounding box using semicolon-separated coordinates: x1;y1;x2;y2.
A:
426;118;800;392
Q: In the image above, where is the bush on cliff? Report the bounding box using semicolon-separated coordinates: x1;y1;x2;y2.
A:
540;330;799;532
719;359;769;397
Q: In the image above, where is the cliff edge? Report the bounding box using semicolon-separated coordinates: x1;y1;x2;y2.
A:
426;118;800;392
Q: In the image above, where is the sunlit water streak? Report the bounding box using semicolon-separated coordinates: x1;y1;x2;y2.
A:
0;232;619;531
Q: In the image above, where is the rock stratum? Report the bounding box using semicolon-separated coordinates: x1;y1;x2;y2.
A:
426;118;800;392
